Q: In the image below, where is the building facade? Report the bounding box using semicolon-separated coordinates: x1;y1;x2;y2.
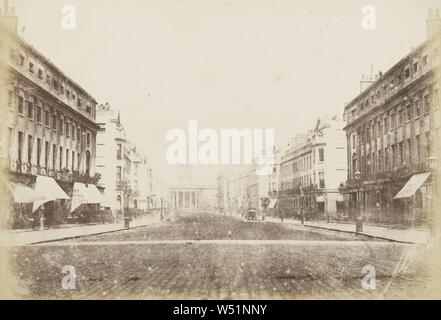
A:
125;144;151;211
0;7;99;227
217;166;250;214
95;103;129;220
170;184;216;212
246;165;270;214
278;115;347;219
341;13;441;225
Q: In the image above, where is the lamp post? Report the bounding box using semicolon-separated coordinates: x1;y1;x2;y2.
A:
354;170;363;234
427;154;439;239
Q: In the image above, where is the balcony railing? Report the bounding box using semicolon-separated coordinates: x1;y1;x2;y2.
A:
345;162;430;186
7;160;100;184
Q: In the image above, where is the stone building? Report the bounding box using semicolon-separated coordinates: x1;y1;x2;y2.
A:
95;103;129;220
171;165;216;212
0;6;99;227
246;165;270;214
341;11;441;225
125;144;151;212
216;166;250;214
278;115;347;219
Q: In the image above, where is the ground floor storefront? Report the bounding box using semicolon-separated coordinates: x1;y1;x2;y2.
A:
3;170;109;229
340;172;435;226
276;188;345;220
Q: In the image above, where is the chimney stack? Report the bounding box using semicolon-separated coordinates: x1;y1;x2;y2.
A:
427;8;441;39
0;0;18;33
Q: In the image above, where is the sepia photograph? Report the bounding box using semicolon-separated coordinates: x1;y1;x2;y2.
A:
0;0;441;303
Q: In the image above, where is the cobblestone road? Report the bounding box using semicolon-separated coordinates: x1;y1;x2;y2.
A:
7;214;439;299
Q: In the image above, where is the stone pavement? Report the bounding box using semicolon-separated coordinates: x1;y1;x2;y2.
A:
303;220;430;244
0;213;161;246
243;215;430;244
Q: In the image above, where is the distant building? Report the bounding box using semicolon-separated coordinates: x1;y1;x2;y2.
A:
341;11;441;225
125;144;150;211
216;163;270;215
278;115;347;219
170;165;216;212
246;164;270;214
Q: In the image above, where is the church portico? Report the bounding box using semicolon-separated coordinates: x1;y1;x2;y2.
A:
170;185;215;212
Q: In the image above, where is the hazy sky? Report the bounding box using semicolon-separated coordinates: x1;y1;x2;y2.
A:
11;0;440;183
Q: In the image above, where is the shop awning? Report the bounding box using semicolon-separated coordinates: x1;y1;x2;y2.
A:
393;172;431;199
70;182;90;212
32;175;69;212
11;182;37;203
268;198;277;209
86;184;104;204
316;195;325;202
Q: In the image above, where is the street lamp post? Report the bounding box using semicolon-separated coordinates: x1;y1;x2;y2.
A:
354;170;363;234
427;154;439;239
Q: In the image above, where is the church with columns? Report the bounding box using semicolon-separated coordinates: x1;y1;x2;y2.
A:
169;185;216;211
169;165;217;212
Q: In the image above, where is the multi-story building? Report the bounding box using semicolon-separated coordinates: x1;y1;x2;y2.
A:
278;115;347;219
216;166;251;214
246;165;270;214
125;144;151;211
170;165;216;212
341;11;441;225
151;178;169;213
95;103;129;220
0;6;99;227
230;171;248;213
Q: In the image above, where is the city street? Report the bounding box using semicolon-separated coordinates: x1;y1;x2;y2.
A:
8;212;438;299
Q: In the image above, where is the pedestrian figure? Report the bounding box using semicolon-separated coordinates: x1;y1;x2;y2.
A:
280;210;284;223
38;205;45;231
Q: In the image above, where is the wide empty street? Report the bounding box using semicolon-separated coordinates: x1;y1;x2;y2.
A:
8;213;438;299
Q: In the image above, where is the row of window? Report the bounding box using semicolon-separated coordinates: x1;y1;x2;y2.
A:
352;87;438;132
350;43;440;120
352;131;433;177
281;171;325;190
15;131;91;173
9;48;94;117
8;92;92;147
281;148;325;176
351;90;439;150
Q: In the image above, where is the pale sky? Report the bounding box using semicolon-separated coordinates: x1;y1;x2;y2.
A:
11;0;440;184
